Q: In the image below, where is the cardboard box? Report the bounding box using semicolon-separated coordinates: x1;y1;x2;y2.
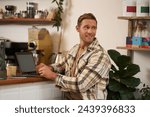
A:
132;36;142;48
126;36;132;48
141;37;150;48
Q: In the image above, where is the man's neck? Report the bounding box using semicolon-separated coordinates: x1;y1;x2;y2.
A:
79;42;89;49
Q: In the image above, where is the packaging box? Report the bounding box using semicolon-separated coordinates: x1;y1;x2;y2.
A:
126;36;132;48
141;37;150;48
132;36;142;48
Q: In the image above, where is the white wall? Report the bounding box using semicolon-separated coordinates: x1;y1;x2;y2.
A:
0;0;127;51
61;0;150;86
61;0;128;51
0;0;150;94
0;0;61;52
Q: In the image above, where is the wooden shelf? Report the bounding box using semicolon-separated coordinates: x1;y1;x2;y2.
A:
0;18;54;25
118;16;150;20
117;46;150;51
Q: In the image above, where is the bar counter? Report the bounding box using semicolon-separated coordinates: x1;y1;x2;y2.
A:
0;77;62;100
0;77;50;86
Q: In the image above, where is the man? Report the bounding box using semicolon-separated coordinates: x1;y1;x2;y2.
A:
37;13;111;100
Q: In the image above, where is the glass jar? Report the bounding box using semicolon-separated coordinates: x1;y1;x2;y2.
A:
34;10;43;19
22;11;27;18
26;2;35;18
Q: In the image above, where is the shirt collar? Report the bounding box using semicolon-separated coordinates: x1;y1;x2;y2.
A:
69;38;102;57
87;38;102;52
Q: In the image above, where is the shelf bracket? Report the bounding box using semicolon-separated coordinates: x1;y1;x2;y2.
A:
127;50;134;62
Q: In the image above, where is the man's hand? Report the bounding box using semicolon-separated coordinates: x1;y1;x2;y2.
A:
36;63;57;80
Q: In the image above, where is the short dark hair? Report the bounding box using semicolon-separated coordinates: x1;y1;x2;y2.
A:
77;13;97;26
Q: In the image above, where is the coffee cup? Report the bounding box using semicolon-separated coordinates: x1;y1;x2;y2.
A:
6;65;17;77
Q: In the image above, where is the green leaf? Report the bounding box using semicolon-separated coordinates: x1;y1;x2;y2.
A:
120;77;141;88
120;92;135;99
127;64;140;76
51;0;64;31
117;69;127;78
109;71;114;78
0;57;6;70
123;64;140;77
108;49;121;65
117;55;131;70
111;64;117;72
109;70;120;80
107;90;121;100
108;79;122;92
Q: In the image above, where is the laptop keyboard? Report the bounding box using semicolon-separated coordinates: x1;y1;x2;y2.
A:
12;73;39;77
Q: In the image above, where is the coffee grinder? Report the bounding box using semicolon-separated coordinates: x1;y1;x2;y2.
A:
28;27;52;65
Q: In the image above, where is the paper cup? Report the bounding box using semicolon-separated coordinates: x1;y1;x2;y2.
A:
6;65;17;77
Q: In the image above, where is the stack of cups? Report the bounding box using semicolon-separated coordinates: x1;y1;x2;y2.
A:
6;65;17;77
122;0;149;16
136;0;149;16
122;0;136;16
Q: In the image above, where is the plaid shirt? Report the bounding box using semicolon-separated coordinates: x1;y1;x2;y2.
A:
51;38;111;100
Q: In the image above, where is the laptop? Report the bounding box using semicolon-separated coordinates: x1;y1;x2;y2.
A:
14;52;39;77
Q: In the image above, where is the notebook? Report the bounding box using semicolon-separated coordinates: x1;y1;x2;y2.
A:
14;52;39;77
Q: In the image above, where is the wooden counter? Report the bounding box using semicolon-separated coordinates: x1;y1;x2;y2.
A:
0;77;50;86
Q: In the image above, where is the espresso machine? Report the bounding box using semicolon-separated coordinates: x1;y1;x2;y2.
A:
28;27;52;65
0;38;28;65
0;38;28;78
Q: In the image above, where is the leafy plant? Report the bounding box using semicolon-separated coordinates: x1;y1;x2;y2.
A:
139;84;150;100
52;0;64;31
107;49;141;100
0;55;6;79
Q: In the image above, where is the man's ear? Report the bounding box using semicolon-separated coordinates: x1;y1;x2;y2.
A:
76;25;79;32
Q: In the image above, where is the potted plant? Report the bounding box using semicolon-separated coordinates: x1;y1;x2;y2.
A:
51;0;64;31
0;54;6;80
107;49;141;100
139;84;150;100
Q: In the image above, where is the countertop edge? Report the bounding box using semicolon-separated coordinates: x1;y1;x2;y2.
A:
0;77;52;86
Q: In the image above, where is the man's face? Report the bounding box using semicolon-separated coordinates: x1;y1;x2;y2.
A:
76;19;97;45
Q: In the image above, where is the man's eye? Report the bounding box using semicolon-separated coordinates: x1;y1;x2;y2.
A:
92;27;97;30
84;26;89;29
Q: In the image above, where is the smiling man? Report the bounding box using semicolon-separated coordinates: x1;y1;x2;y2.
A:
36;13;111;100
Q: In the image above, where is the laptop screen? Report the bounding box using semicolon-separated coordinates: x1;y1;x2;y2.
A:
15;52;36;73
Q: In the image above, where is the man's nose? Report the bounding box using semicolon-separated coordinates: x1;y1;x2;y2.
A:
87;28;93;33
